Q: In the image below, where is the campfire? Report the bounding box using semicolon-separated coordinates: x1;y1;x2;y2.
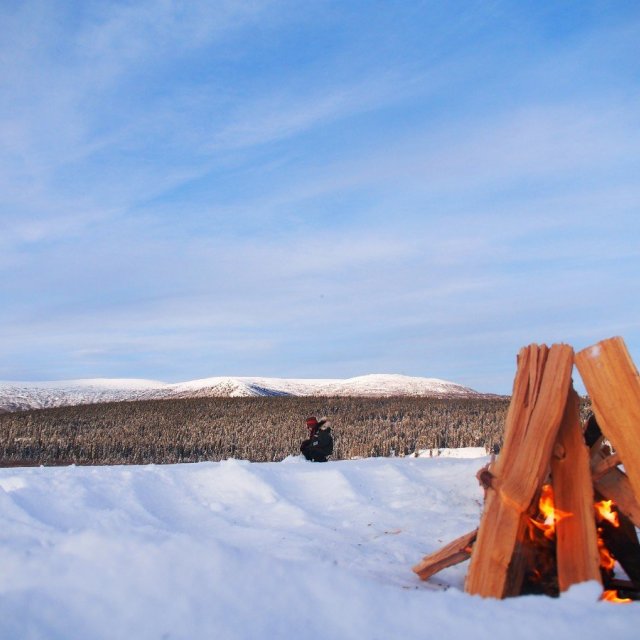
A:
413;336;640;602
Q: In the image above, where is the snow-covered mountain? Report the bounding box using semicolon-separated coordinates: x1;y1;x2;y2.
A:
0;378;166;413
0;374;484;412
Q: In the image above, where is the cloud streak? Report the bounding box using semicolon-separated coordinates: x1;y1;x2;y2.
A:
2;1;639;391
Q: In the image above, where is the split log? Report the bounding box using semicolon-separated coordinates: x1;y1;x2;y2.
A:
589;427;640;527
551;388;602;592
589;437;609;466
598;508;640;587
503;510;539;597
412;529;477;580
585;415;611;468
575;337;640;504
594;467;640;529
465;343;574;598
592;452;622;482
609;579;640;600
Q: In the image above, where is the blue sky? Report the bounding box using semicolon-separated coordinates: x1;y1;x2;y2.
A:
1;1;639;393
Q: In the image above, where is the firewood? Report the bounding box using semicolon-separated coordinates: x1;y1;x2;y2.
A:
594;467;640;529
575;337;640;505
412;529;477;580
465;343;574;598
609;578;640;600
589;437;609;466
597;508;640;587
609;578;636;590
592;452;622;482
503;510;540;596
551;388;602;592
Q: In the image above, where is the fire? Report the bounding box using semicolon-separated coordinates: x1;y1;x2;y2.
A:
528;484;572;541
589;500;635;605
597;534;616;571
601;590;632;604
593;497;632;604
594;499;620;573
522;487;632;602
594;499;620;528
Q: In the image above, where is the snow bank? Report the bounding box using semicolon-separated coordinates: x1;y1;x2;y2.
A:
0;456;637;639
417;446;488;458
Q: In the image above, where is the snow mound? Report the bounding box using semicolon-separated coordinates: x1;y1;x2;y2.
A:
0;456;637;639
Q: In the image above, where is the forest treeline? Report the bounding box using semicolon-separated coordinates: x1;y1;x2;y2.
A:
0;395;590;466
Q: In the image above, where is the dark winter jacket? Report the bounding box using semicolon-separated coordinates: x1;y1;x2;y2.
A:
300;422;333;462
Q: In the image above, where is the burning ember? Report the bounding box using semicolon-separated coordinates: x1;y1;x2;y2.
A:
602;590;632;604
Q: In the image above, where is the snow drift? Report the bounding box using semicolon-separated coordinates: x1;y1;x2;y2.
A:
0;453;637;639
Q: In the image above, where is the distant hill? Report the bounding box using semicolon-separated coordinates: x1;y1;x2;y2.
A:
0;374;488;412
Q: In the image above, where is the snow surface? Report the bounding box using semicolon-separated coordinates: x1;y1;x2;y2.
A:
0;373;485;412
0;452;637;639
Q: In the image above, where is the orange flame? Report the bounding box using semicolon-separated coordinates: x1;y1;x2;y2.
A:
594;499;622;576
523;486;629;600
602;590;632;604
597;532;616;571
595;500;620;528
528;484;572;541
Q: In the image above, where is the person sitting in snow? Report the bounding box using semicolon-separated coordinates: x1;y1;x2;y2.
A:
300;416;333;462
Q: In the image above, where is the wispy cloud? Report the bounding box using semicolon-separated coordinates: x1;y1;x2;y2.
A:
1;2;639;390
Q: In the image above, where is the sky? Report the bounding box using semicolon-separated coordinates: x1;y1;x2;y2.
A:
1;1;639;393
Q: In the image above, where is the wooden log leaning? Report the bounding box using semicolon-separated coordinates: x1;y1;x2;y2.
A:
551;387;602;592
575;337;640;505
465;343;574;598
595;468;640;529
598;511;640;587
412;529;477;581
592;452;622;482
590;435;640;527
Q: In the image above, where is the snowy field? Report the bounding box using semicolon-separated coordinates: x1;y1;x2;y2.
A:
0;451;638;639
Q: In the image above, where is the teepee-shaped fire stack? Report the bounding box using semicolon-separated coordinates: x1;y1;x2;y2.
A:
413;337;640;602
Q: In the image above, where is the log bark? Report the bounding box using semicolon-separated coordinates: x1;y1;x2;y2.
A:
551;387;602;592
465;343;574;598
575;337;640;504
412;529;477;580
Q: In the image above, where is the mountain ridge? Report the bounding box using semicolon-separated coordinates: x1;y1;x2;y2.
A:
0;373;491;413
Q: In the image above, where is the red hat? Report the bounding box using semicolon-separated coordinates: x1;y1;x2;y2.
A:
306;417;318;427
